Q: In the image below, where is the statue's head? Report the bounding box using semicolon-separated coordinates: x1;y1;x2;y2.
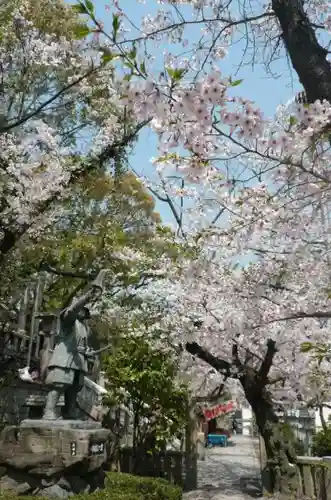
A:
77;306;91;321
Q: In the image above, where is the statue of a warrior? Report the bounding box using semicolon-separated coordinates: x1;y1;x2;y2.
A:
42;269;107;420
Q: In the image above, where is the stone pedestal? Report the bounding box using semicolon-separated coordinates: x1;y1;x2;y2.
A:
0;420;110;497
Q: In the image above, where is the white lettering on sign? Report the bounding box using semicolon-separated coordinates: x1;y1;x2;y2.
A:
90;442;105;455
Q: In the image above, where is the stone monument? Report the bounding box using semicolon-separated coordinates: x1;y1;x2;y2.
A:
0;269;111;497
43;269;107;420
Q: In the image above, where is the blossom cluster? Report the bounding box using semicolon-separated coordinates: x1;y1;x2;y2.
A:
0;0;127;235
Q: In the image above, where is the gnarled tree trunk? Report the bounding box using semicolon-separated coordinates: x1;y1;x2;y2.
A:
241;373;298;495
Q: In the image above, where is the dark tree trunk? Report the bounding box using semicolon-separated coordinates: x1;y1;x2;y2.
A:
241;372;298;495
272;0;331;103
318;404;327;432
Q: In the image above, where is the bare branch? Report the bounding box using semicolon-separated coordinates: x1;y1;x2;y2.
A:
185;341;233;378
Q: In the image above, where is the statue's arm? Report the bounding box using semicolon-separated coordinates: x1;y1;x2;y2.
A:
63;270;108;321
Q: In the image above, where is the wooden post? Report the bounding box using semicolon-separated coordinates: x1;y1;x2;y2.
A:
184;400;198;491
322;458;331;500
301;464;314;497
27;273;45;367
172;451;183;487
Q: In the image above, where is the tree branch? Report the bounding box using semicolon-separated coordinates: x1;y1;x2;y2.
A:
191;383;227;404
185;341;233;378
0;67;97;134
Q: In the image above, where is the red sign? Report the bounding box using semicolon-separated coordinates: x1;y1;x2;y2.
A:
203;400;235;421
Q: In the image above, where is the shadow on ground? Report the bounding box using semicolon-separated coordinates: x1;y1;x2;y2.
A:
185;437;263;499
197;462;262;497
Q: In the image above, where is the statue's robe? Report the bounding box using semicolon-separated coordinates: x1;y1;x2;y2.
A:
45;310;89;387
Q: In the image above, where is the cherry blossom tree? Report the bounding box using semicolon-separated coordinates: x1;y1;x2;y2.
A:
72;0;331;493
0;0;145;271
2;0;331;491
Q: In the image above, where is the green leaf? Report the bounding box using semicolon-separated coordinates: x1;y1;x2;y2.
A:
112;14;120;39
289;115;298;127
140;60;147;76
129;45;137;60
300;342;313;353
72;3;88;14
166;67;186;82
102;52;113;63
73;24;91;39
84;0;94;14
101;50;120;64
230;79;243;87
124;61;134;70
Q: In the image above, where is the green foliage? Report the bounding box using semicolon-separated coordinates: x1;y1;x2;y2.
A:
73;23;91;38
105;472;182;500
280;422;305;455
0;0;91;126
300;341;329;360
1;0;86;39
0;472;182;500
289;115;298;127
166;67;186;82
112;14;120;40
0;170;169;310
73;0;94;15
103;335;188;451
300;342;313;353
229;78;243;87
312;427;331;457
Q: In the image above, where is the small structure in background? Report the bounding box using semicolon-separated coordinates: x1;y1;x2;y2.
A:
198;399;236;448
276;408;315;455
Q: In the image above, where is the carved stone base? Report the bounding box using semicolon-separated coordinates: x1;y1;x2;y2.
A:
0;420;110;497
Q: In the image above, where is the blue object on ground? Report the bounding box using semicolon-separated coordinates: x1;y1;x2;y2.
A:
206;433;228;448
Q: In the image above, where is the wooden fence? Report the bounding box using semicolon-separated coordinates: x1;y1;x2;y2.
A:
296;456;331;500
119;447;184;488
259;436;331;499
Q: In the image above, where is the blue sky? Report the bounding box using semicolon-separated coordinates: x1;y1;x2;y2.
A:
94;0;300;223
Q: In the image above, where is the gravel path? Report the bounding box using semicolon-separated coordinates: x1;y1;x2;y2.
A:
183;435;263;500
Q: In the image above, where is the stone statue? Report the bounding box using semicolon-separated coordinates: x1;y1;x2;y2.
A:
42;270;107;420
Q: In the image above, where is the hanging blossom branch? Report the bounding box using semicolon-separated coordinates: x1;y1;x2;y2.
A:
99;12;275;47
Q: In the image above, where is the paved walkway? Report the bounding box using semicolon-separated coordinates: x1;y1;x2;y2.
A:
183;435;263;500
